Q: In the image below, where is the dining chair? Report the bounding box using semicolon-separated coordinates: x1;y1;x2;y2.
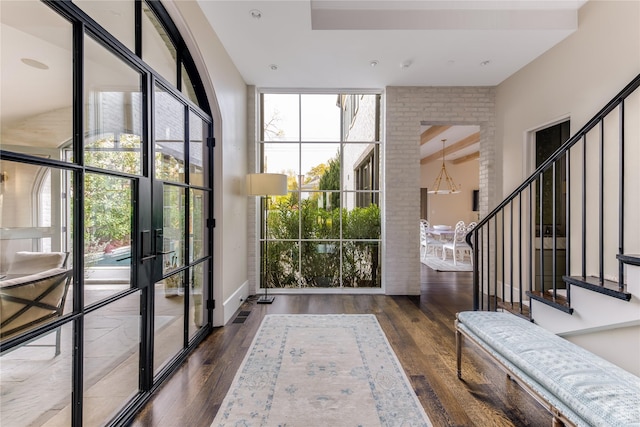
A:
442;222;472;265
420;220;443;257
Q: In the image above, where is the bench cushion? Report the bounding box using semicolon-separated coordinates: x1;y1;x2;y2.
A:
457;311;640;427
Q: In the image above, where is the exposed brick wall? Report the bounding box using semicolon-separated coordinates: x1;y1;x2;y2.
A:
385;86;496;295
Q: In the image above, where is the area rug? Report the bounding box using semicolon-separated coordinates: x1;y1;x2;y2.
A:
421;255;473;272
212;314;433;427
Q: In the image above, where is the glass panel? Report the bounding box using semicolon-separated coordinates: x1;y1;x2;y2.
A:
300;191;341;240
0;162;71;272
84;173;132;305
0;1;72;161
342;241;381;288
181;63;199;105
84;292;140;425
155;85;185;183
75;1;135;52
189;189;206;262
301;94;341;141
188;261;206;339
265;241;299;288
301;143;340;192
84;35;143;174
300;241;339;288
342;94;379;142
262;94;299;141
267;197;299;241
263;143;299;181
189;112;207;186
0;162;74;340
154;271;184;375
162;185;185;274
141;2;177;86
343;197;380;240
342;143;379;194
1;323;73;426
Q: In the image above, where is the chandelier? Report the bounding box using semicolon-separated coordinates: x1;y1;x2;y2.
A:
428;139;461;194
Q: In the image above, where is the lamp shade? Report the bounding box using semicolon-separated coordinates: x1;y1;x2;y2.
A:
246;173;288;196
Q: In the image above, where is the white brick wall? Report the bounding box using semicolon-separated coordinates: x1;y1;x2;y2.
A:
385;86;496;295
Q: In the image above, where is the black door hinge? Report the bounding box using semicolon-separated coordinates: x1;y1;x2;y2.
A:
207;299;215;310
207;136;215;148
207;218;216;228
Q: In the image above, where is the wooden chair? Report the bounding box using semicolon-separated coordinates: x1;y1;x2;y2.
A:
1;268;72;356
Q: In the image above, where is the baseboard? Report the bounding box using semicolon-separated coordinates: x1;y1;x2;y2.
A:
222;280;249;326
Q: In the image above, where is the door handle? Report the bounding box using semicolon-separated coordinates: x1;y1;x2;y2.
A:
141;230;155;262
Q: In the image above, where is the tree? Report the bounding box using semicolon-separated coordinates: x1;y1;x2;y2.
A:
318;152;340;209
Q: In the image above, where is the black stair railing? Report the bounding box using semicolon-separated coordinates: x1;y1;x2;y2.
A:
467;74;640;316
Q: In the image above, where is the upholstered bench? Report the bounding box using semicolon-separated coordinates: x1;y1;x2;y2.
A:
455;311;640;427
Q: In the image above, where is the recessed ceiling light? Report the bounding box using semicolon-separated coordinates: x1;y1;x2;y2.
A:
250;9;262;19
21;58;49;70
370;60;379;67
400;60;412;69
480;60;491;67
269;64;278;71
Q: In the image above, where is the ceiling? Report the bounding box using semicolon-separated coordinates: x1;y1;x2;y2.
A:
1;1;585;159
197;0;585;161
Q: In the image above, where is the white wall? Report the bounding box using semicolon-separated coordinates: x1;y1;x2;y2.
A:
496;0;640;280
497;0;640;198
167;1;249;326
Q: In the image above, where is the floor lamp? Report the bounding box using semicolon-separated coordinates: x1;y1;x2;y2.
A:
247;173;288;304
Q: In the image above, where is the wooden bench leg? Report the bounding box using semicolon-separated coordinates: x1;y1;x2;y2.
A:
456;328;462;379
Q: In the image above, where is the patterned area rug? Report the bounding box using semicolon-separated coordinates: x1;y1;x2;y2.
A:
421;255;473;272
212;314;433;427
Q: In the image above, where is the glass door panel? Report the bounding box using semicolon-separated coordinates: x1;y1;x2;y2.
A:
153;182;186;375
154;85;185;183
189;112;208;186
84;173;132;305
189;189;206;263
84;35;143;175
188;261;207;340
153;270;184;375
84;291;141;425
161;184;185;276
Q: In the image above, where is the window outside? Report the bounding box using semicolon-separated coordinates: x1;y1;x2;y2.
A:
259;93;381;289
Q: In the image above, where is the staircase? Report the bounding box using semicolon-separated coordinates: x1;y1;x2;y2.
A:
466;74;640;374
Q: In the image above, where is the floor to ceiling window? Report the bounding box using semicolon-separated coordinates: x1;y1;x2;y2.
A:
258;93;381;289
0;1;213;426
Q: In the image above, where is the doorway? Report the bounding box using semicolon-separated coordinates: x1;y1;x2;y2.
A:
534;120;570;289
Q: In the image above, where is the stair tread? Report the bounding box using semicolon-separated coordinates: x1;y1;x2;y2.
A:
617;254;640;266
496;300;531;319
526;290;573;314
563;275;631;301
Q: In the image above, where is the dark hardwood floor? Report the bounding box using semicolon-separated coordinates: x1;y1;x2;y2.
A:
130;265;549;427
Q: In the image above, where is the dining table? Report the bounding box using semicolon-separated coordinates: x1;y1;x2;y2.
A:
426;226;456;240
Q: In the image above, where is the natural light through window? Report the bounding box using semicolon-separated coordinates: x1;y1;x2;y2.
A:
259;92;381;289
